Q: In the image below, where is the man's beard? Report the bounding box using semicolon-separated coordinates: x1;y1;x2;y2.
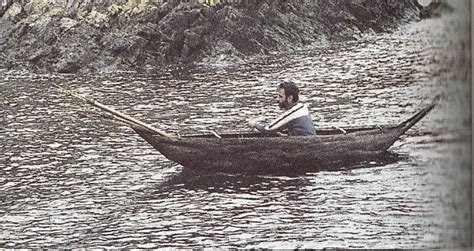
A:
278;100;289;109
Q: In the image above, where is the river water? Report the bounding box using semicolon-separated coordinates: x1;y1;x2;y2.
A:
0;2;471;249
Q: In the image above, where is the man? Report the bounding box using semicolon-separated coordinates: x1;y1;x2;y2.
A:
248;82;316;136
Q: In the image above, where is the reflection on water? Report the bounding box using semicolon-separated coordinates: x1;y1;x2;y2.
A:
0;2;471;249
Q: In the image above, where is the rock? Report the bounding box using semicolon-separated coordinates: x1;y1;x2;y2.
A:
0;0;433;73
27;46;52;62
0;19;14;44
60;17;79;31
54;54;81;73
213;39;240;56
102;33;130;53
182;29;201;57
420;1;454;19
184;30;201;49
86;8;109;27
2;2;22;21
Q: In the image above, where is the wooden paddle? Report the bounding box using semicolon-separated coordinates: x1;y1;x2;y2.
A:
53;83;173;138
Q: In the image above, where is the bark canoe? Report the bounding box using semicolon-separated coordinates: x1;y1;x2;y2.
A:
132;103;435;174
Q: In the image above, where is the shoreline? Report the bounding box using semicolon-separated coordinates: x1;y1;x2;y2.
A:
0;0;451;73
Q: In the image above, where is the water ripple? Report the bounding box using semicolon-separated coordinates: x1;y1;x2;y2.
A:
0;4;471;248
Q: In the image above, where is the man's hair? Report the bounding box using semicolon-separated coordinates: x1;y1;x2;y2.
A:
279;82;299;102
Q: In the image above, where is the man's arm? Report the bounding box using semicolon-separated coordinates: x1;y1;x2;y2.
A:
249;120;287;135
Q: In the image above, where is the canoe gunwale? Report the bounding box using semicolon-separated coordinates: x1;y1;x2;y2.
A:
177;124;398;139
133;100;435;141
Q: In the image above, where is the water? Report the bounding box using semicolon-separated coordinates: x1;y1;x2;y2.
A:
0;3;471;249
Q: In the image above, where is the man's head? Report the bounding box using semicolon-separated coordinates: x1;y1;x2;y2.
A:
277;81;299;110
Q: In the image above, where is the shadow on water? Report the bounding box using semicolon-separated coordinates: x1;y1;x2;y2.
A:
151;151;405;193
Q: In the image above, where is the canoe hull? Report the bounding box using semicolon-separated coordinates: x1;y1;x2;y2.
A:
134;126;400;173
133;103;435;174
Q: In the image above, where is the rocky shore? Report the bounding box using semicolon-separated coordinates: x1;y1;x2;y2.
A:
0;0;444;73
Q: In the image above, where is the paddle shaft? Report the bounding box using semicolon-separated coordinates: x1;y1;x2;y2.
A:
53;84;172;138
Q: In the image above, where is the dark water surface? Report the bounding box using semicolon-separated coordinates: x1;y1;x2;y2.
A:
1;3;471;249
